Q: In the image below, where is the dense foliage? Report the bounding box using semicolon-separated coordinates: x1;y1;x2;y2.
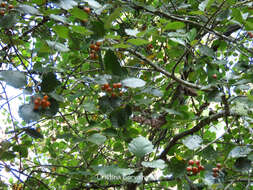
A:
0;0;253;189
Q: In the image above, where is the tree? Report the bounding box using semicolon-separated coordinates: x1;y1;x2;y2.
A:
0;0;253;189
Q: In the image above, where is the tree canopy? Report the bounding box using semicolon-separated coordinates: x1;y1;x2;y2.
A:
0;0;253;189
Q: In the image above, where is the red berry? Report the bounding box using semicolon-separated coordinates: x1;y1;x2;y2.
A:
0;2;6;7
248;32;253;38
195;160;200;166
111;92;116;98
103;83;109;89
90;44;96;49
106;87;112;92
116;83;122;88
41;99;47;109
212;168;219;172
188;160;194;165
212;74;217;79
34;104;39;110
186;166;192;172
94;45;100;51
8;4;14;9
216;163;221;169
192;167;198;174
0;10;5;16
198;165;205;171
84;7;91;14
95;41;102;46
112;83;118;88
213;172;218;177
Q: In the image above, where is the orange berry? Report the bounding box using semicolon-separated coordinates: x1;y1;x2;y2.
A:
34;99;41;105
43;95;48;100
34;105;39;110
8;4;14;9
41;99;47;108
116;83;122;88
95;41;102;46
94;45;100;51
83;7;91;14
36;127;41;133
0;10;5;16
103;83;109;89
90;44;96;49
0;2;6;7
106;87;112;92
46;101;51;107
90;52;96;59
112;83;117;88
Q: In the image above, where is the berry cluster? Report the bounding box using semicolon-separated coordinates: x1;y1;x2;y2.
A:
101;83;123;97
212;163;221;177
146;44;153;50
89;41;102;60
186;160;205;175
0;2;14;16
33;95;51;110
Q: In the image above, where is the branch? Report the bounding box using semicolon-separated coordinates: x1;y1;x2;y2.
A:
125;48;213;92
143;110;240;176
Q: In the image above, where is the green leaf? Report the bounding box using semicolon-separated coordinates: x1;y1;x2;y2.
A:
104;50;127;76
48;92;64;102
244;21;253;31
128;136;154;158
109;105;132;128
165;22;185;30
70;7;88;20
87;133;106;145
46;40;69;52
0;70;26;88
199;0;214;11
18;4;40;15
187;28;197;41
0;13;17;29
55;0;77;10
105;7;121;29
53;25;69;39
18;104;41;123
122;78;146;88
49;14;68;24
0;151;16;161
24;128;43;139
91;21;106;39
229;146;252;158
41;72;61;93
98;95;121;113
234;157;251;171
83;101;98;112
97;165;135;177
127;38;150;46
231;8;243;23
199;45;214;57
71;26;93;35
141;159;166;169
113;43;131;49
182;135;203;150
169;157;186;177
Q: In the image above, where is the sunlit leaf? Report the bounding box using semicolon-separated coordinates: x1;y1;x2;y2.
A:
229;146;251;158
141;159;166;169
0;70;26;88
128;136;154;157
182;135;203;150
87;133;106;145
122;78;146;88
46;40;69;52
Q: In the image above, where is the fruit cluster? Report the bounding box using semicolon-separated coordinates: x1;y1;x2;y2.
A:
212;163;221;177
89;41;102;60
0;2;14;16
186;160;205;175
33;95;51;110
101;83;123;97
